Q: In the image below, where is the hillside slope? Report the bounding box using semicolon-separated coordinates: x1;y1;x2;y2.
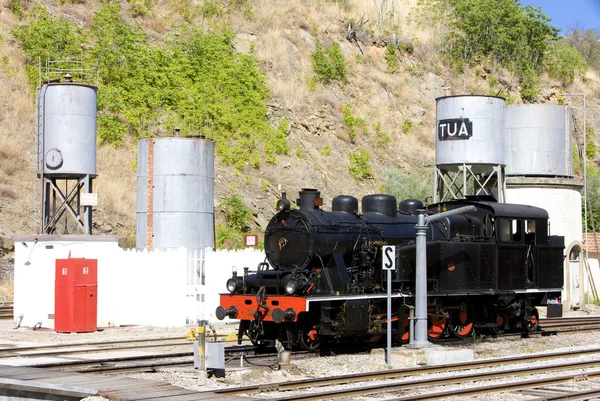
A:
1;0;599;287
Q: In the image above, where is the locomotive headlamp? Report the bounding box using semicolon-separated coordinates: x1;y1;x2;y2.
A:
226;276;243;293
226;278;237;293
227;268;244;293
285;278;298;295
276;191;291;212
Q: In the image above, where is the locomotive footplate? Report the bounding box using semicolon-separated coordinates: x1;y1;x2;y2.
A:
218;294;307;322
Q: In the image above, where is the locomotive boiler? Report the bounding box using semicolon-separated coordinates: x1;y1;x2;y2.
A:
216;189;564;350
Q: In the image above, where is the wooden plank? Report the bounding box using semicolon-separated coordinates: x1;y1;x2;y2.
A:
47;376;140;388
0;370;74;380
103;385;196;398
0;377;98;398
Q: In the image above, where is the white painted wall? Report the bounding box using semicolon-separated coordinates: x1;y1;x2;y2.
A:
13;235;266;329
506;186;582;249
506;186;582;303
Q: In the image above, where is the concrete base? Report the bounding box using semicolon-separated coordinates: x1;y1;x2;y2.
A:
425;347;474;365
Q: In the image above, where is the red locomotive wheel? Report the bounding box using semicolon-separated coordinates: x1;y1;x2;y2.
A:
449;301;474;338
298;322;321;351
524;307;540;332
427;314;447;340
492;314;507;335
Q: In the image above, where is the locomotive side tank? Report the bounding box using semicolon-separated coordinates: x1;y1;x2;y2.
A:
217;189;564;350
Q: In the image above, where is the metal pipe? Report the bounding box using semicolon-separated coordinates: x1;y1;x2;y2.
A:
413;211;429;346
386;268;392;366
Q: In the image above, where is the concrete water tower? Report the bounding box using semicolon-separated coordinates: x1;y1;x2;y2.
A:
504;104;583;309
434;95;507;203
36;79;98;234
136;134;215;253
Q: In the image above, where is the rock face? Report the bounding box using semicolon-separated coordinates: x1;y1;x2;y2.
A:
0;238;14;283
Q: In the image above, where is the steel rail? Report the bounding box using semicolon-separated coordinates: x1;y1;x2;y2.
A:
271;360;600;401
543;387;600;401
383;371;600;401
215;346;600;395
0;340;192;358
25;344;256;369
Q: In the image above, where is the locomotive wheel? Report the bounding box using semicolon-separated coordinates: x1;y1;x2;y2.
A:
449;301;474;338
401;311;410;343
524;307;539;332
427;313;447;340
298;322;321;351
491;314;507;335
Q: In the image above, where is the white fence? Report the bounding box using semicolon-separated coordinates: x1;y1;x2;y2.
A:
13;235;266;329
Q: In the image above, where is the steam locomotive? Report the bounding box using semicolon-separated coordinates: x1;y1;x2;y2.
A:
216;189;564;350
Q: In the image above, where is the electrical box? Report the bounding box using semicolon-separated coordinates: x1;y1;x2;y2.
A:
547;303;563;318
206;343;225;378
55;257;98;333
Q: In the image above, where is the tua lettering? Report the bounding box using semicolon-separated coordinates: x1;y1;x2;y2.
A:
437;118;473;141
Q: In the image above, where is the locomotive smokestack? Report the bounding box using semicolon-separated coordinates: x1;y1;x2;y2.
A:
297;188;322;210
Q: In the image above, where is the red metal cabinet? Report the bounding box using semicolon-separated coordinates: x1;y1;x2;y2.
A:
55;257;98;333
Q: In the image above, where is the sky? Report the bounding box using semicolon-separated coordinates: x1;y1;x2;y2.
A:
519;0;600;34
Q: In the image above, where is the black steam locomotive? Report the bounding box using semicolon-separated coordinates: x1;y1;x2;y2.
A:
216;189;564;350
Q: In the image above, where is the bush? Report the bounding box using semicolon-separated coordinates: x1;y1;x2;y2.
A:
375;124;391;147
401;120;413;135
342;104;367;142
381;167;433;202
220;194;253;232
544;39;588;85
348;149;372;182
312;39;347;84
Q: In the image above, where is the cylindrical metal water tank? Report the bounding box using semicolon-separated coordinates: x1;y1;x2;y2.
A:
136;137;214;252
37;84;97;177
435;95;506;167
505;104;572;177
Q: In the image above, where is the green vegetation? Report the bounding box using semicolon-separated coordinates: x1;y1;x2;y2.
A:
342;104;367;142
348;149;372;182
384;42;414;72
374;124;391;147
586;165;600;232
321;145;331;156
567;27;600;72
311;39;347;84
544;40;588;85
216;194;254;249
11;3;288;169
381;167;432;202
429;0;588;101
401;120;413;135
220;194;252;232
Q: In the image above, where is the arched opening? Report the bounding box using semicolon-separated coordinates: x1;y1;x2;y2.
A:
565;242;584;309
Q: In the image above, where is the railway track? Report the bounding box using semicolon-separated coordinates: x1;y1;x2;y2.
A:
541;316;600;328
214;347;600;400
4;315;600;376
7;342;274;373
214;347;600;396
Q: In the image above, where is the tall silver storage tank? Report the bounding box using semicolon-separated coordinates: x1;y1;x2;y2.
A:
436;95;506;169
37;84;97;177
505;104;572;177
136;137;214;252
